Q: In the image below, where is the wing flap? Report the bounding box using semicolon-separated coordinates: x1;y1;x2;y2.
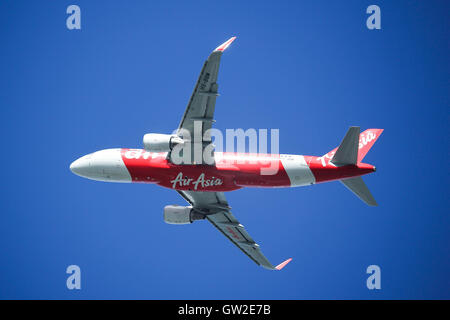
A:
207;211;275;270
177;190;291;270
174;37;236;165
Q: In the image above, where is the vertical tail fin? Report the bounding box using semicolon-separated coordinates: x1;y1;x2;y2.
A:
357;129;384;163
331;127;360;165
326;127;383;206
325;128;384;165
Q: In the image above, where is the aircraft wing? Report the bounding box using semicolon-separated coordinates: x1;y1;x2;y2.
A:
174;37;236;164
177;190;292;270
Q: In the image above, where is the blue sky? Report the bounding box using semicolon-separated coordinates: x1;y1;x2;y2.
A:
0;0;448;299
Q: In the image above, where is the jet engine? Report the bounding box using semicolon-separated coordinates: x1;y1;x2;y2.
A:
143;133;184;152
163;205;205;225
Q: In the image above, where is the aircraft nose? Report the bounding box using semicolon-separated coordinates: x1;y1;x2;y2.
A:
70;156;90;177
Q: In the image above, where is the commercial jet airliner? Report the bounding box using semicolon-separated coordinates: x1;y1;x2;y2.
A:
70;37;383;270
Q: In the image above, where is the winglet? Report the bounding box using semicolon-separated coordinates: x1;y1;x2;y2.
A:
275;258;292;270
214;36;237;52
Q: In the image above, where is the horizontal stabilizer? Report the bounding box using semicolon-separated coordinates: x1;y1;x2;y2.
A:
331;127;360;165
340;177;377;206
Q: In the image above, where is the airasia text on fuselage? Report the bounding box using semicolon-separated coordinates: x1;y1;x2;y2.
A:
170;172;223;190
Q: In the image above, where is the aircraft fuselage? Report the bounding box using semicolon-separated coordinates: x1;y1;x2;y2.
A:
70;148;376;192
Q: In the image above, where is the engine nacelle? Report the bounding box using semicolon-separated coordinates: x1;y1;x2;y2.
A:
143;133;184;152
163;205;205;225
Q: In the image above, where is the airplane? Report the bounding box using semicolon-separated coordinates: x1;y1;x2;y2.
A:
70;37;383;270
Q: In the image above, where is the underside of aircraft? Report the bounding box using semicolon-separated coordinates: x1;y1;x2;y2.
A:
70;37;383;270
